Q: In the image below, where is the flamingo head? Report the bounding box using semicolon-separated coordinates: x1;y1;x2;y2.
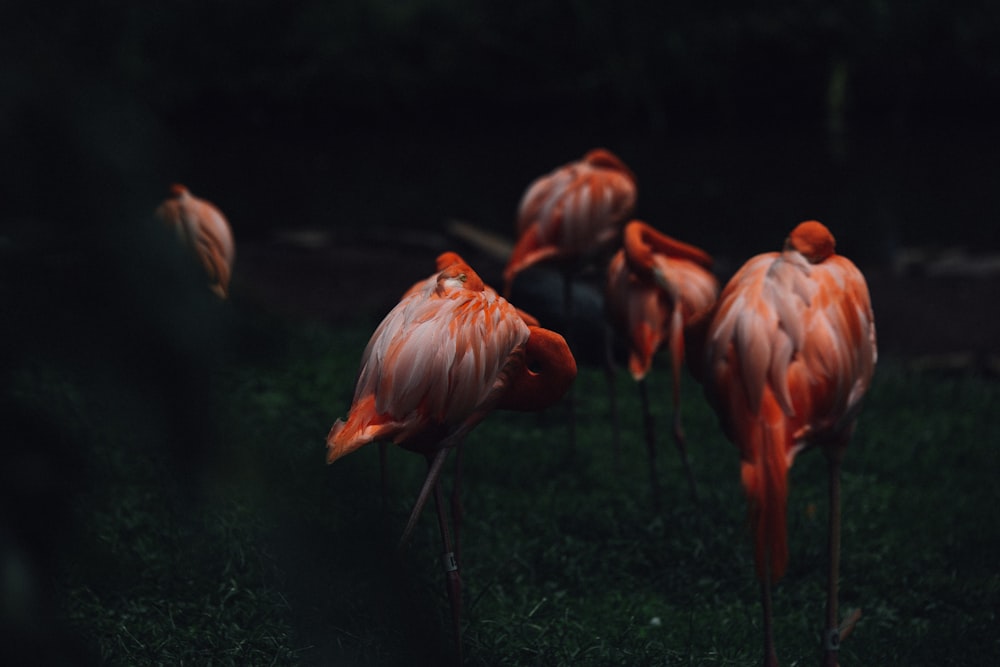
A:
583;148;636;184
787;220;836;263
167;183;190;199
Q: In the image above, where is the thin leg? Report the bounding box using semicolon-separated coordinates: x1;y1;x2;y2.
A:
822;453;843;667
761;558;779;667
672;409;699;503
431;466;463;664
451;443;464;568
637;378;660;512
668;314;699;503
399;446;452;549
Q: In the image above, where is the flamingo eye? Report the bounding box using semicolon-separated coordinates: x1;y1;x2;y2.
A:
459;273;467;283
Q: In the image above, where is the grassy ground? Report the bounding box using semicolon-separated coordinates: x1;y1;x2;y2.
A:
14;316;1000;666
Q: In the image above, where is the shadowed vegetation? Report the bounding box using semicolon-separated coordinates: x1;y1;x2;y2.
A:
9;313;997;665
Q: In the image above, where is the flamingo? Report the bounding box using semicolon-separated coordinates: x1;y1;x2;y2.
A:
372;253;542;512
702;221;876;666
503;148;637;450
503;148;637;295
327;252;577;663
604;220;719;505
155;184;235;298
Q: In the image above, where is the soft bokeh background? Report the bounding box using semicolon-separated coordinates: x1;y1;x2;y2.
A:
5;0;1000;259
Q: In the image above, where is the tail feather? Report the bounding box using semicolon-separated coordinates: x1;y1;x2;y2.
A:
741;395;792;581
326;395;394;463
503;227;559;297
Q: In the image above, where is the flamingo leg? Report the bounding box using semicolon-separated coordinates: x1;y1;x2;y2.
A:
636;378;660;512
451;443;464;568
668;318;699;503
430;463;463;665
672;407;700;504
399;445;453;549
761;556;780;667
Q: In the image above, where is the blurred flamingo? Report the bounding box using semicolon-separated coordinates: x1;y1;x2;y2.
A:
702;221;876;666
605;220;718;506
327;252;576;663
155;184;235;298
503;148;637;295
503;148;637;449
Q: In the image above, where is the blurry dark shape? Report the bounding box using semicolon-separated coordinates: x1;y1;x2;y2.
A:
0;190;238;657
446;219;513;263
505;266;608;365
890;245;1000;279
2;205;237;476
0;398;96;665
155;184;236;299
445;218;610;361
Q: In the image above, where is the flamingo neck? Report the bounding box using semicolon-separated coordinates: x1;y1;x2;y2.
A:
168;183;189;199
499;327;577;412
583;148;635;183
623;220;714;278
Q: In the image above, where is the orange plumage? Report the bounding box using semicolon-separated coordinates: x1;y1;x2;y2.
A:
326;252;577;662
329;254;574;463
705;220;875;578
703;220;876;666
503;148;637;295
155;184;235;299
607;220;719;384
605;221;719;502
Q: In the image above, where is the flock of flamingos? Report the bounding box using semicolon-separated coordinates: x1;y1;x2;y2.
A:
156;148;877;667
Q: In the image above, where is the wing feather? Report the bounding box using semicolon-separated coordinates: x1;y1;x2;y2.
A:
515;156;636;255
707;245;876;449
704;228;876;581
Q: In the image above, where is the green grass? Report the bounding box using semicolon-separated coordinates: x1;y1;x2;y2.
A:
15;317;1000;666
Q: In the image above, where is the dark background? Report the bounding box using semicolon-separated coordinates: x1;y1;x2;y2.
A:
4;0;1000;263
8;0;997;358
